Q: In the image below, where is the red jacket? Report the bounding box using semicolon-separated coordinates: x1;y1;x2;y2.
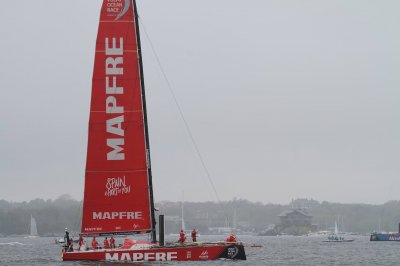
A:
92;239;98;249
178;231;186;243
104;239;110;249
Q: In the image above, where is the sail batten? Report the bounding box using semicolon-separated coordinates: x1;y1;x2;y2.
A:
81;0;152;235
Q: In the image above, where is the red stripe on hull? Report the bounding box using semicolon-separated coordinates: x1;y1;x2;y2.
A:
62;244;246;261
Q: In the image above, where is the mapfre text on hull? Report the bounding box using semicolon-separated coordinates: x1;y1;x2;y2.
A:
62;243;246;261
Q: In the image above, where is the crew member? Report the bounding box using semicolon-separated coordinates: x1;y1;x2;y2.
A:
225;233;237;243
191;228;197;242
64;228;70;251
92;236;99;249
178;229;186;244
104;237;110;249
110;236;116;249
69;237;74;252
78;235;84;250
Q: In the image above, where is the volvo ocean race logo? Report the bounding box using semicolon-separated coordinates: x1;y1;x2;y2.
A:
227;246;239;258
106;0;131;20
105;176;131;197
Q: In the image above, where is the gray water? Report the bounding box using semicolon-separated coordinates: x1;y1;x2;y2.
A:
0;235;398;265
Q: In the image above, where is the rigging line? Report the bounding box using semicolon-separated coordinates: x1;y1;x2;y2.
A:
138;18;222;204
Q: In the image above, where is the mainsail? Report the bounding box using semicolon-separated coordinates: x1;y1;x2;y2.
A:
81;0;155;236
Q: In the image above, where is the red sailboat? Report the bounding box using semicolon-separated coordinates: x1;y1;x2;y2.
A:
62;0;246;262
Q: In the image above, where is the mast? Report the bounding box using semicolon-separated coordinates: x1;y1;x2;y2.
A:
181;191;185;230
132;0;157;243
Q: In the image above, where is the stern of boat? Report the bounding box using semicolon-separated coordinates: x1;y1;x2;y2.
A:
218;244;246;260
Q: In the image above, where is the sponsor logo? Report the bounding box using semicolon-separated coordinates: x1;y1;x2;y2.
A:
83;227;102;232
199;250;209;260
389;236;400;241
105;176;131;197
106;251;178;261
105;36;125;161
106;0;130;20
93;211;142;220
227;246;239;258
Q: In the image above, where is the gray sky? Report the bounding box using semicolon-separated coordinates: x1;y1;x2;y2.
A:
0;0;399;204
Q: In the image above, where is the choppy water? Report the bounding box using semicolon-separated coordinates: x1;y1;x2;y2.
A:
0;235;398;265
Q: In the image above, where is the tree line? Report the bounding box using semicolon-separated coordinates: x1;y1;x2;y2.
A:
1;196;400;236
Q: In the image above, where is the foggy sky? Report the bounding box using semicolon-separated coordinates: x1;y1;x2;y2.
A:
0;0;399;204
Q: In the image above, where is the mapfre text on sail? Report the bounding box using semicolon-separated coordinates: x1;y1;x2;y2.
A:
105;37;125;160
93;211;143;220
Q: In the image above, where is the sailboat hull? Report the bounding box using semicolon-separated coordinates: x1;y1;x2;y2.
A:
370;233;400;241
322;239;354;242
62;243;246;261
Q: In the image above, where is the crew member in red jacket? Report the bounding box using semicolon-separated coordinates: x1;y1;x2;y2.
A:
225;233;237;243
178;229;186;244
103;237;110;249
191;228;197;242
68;237;74;252
110;236;116;248
78;235;84;250
91;237;99;249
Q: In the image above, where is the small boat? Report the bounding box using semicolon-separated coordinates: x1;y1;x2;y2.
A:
322;221;354;243
55;238;79;245
61;0;245;262
55;238;64;244
323;236;354;243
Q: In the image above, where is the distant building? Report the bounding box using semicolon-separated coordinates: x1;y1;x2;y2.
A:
290;198;320;210
278;209;313;227
276;209;316;235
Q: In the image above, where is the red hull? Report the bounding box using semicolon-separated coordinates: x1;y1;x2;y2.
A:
62;243;246;261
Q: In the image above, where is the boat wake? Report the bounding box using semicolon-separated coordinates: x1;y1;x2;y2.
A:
0;242;32;246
